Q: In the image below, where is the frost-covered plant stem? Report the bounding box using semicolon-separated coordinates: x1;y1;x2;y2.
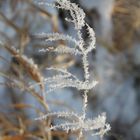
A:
79;54;90;139
78;25;90;127
82;54;90;81
82;54;89;115
35;0;110;139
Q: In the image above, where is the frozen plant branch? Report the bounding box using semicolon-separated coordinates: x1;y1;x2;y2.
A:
33;32;79;46
35;0;110;139
40;45;82;55
36;111;110;139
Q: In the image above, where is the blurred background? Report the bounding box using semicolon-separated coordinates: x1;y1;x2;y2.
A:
0;0;140;140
